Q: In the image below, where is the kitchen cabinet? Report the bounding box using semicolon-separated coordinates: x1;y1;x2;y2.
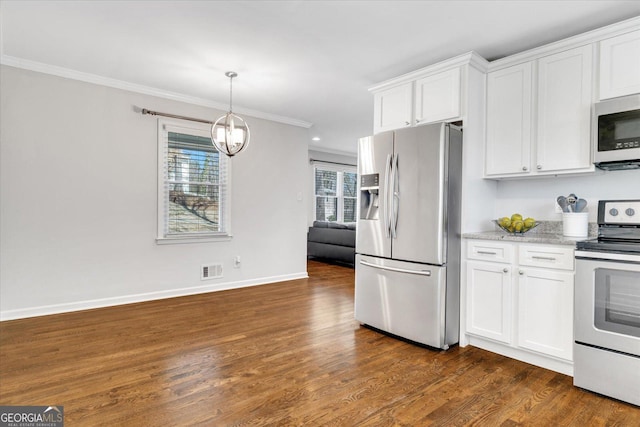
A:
517;266;574;360
485;45;594;178
536;45;593;173
599;29;640;100
373;68;462;134
485;63;532;175
515;244;574;360
414;68;461;125
373;83;413;134
370;53;483;135
466;260;512;344
464;240;575;374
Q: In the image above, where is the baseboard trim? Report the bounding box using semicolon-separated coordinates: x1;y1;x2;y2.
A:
467;335;574;377
0;272;309;321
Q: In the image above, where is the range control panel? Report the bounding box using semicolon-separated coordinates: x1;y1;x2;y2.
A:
601;200;640;225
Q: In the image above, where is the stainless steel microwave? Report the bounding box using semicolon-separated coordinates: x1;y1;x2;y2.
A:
593;94;640;170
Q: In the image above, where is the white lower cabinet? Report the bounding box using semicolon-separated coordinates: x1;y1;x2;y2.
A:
517;267;574;360
464;240;575;375
466;260;512;344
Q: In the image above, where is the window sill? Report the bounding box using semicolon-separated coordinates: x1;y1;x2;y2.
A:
156;234;232;245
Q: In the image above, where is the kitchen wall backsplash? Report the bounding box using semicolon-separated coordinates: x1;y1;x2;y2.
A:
494;168;640;222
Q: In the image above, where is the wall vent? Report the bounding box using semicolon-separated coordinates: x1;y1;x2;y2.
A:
201;263;223;280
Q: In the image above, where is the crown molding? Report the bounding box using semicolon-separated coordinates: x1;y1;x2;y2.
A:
308;144;357;157
0;55;313;129
489;15;640;71
368;51;488;93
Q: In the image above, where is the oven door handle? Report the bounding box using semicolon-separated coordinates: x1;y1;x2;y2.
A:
576;250;640;263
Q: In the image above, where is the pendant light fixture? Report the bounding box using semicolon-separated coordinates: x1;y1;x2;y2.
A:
211;71;250;157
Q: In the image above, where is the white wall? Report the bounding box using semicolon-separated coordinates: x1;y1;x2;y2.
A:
0;66;310;320
461;64;498;234
493;169;640;222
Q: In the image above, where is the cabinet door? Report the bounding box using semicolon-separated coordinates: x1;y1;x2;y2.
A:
536;45;593;173
485;63;533;176
373;83;413;134
599;30;640;100
466;260;512;343
517;268;574;361
414;68;461;125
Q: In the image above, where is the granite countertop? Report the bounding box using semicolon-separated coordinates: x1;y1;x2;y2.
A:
463;221;597;246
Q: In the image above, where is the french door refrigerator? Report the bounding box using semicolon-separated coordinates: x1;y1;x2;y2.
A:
355;122;462;350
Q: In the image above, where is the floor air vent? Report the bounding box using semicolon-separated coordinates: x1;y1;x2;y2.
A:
201;263;223;280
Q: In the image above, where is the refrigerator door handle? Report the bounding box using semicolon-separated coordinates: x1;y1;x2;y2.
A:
391;153;399;238
359;259;432;276
384;153;392;238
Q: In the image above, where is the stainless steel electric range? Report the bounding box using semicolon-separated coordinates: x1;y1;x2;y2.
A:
574;199;640;406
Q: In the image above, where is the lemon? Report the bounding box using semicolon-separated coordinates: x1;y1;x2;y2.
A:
513;220;524;232
499;217;511;228
524;218;536;230
511;213;523;222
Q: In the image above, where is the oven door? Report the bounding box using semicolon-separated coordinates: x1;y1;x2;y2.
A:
575;252;640;356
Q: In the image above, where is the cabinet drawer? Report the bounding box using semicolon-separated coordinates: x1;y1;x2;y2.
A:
467;241;514;263
518;245;574;271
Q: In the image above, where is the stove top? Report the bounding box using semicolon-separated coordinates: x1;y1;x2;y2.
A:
576;200;640;255
576;238;640;255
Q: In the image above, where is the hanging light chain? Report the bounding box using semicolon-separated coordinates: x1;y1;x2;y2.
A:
225;71;237;113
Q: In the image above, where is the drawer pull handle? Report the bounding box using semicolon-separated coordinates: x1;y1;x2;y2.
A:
503;268;508;273
532;256;556;261
477;250;497;255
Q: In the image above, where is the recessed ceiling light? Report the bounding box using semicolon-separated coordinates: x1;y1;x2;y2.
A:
311;137;321;141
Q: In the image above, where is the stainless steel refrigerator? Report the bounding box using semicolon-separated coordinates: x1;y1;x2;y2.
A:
355;122;462;350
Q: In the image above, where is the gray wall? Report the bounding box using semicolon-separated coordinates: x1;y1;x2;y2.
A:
0;65;310;319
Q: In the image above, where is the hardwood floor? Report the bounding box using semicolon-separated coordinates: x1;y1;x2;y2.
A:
1;260;638;426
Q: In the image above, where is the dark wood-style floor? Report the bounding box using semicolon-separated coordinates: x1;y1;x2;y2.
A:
1;260;638;426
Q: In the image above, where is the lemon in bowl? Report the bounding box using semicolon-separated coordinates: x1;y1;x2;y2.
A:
494;214;538;234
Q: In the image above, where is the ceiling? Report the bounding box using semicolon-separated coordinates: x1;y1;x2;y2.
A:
2;1;639;154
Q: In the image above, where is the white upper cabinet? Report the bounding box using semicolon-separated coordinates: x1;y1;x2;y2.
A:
372;68;463;134
485;63;533;176
536;45;593;173
414;68;461;125
370;53;485;135
485;45;594;178
373;83;413;134
599;29;640;100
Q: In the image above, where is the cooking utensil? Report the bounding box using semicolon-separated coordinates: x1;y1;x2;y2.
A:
557;196;570;213
575;198;587;213
567;194;578;212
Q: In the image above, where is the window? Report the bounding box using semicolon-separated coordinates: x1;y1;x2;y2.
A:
157;120;230;242
314;164;357;223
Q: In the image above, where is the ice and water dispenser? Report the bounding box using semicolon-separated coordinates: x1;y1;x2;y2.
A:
360;173;380;220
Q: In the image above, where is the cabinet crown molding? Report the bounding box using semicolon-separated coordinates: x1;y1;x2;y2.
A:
369;51;488;93
489;15;640;72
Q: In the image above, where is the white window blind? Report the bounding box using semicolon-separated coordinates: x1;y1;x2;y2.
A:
314;163;357;223
158;120;230;242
